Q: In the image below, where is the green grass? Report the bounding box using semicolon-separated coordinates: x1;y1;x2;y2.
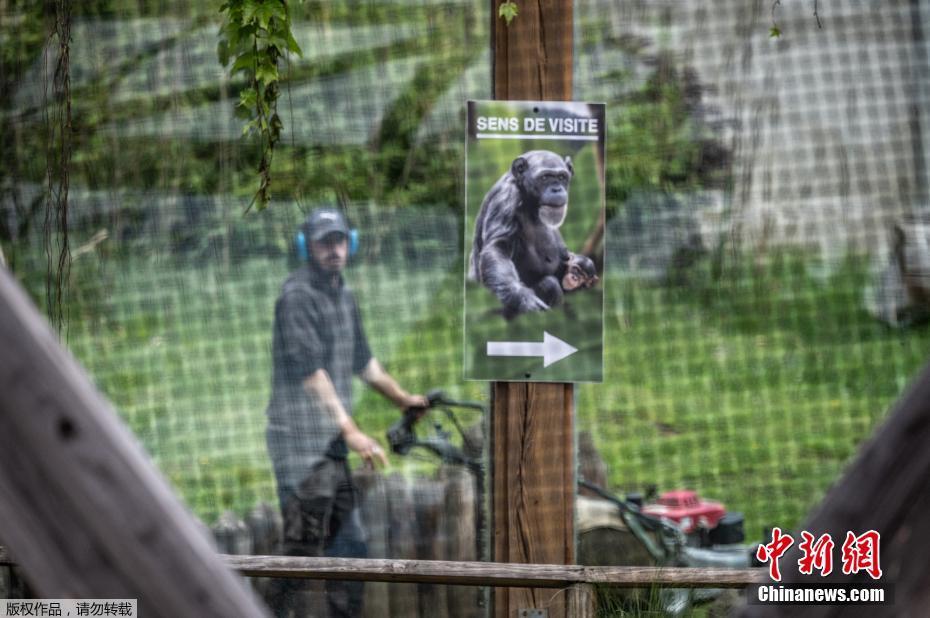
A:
578;251;930;540
61;257;283;521
26;247;930;545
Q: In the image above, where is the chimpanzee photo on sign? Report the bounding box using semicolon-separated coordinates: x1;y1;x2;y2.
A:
464;100;605;383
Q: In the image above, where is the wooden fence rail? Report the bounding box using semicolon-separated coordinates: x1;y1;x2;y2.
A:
2;547;762;618
2;547;762;589
222;555;765;589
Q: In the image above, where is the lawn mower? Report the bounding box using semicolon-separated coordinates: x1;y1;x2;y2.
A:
387;390;758;615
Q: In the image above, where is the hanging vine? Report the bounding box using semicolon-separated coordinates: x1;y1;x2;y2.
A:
218;0;302;211
44;0;73;333
770;0;824;38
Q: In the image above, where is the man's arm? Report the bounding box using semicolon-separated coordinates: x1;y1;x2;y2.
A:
360;358;429;410
302;368;388;467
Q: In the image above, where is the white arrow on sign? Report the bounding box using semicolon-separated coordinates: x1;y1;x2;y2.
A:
486;331;578;368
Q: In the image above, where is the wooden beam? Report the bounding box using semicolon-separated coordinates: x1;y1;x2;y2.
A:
0;547;772;588
220;555;764;589
0;268;268;618
492;1;575;615
739;359;930;617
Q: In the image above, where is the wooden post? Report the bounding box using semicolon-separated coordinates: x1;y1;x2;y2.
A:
386;473;420;617
0;268;269;618
492;0;573;100
492;384;574;616
491;3;575;616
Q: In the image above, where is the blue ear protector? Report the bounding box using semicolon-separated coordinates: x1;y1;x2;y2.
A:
295;228;359;262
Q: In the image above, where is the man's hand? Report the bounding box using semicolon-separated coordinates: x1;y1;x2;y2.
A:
344;427;389;468
399;393;429;411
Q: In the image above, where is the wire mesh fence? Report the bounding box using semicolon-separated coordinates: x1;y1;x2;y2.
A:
2;0;930;615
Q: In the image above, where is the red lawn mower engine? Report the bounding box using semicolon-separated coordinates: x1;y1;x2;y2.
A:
640;490;745;548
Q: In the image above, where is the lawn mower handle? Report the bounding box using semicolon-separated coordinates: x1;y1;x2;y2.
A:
386;390;485;457
386;390;442;455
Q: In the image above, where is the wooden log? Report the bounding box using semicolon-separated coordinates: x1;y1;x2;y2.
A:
5;566;33;600
566;583;596;618
577;431;608;497
577;495;660;610
245;502;281;557
354;470;391;618
442;466;482;618
414;479;450;618
739;359;930;617
386;473;419;617
0;547;24;599
576;496;655;568
0;268;268;618
212;511;252;556
245;502;281;607
443;467;477;563
222;555;764;588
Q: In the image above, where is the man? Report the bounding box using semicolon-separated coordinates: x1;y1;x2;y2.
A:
265;208;428;617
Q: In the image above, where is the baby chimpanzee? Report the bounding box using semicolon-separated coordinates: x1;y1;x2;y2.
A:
560;252;598;292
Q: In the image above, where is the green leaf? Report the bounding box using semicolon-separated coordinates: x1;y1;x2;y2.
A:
499;1;518;25
269;113;283;141
217;39;230;66
267;2;287;21
242;118;259;135
256;60;279;86
220;21;243;48
769;25;782;38
267;35;288;52
284;30;302;56
242;0;261;24
235;103;254;120
231;51;256;74
256;4;273;28
254;1;286;29
238;87;258;108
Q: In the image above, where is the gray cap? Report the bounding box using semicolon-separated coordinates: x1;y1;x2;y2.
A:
305;208;349;241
